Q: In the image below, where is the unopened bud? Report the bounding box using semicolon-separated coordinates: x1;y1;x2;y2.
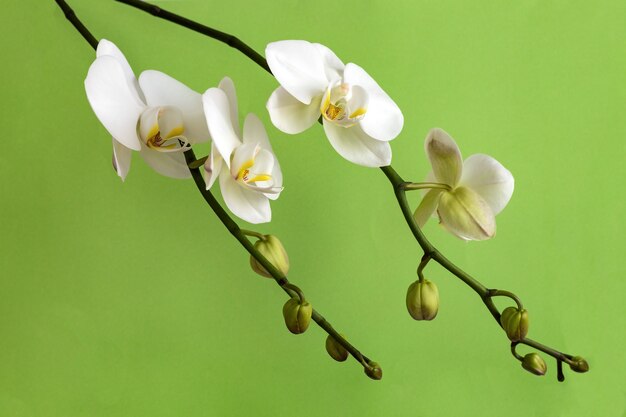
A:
521;353;547;376
250;235;290;278
364;362;383;380
326;334;348;362
500;306;529;342
569;356;589;373
282;297;312;334
406;279;439;321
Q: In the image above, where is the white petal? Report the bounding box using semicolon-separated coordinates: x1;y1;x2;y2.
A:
204;142;223;190
425;128;463;187
323;121;392;167
343;63;403;141
313;43;345;82
437;187;496;241
84;55;144;151
96;39;146;103
139;70;210;143
243;114;283;196
249;148;275;180
219;168;271;224
266;86;321;134
265;40;330;105
138;142;191;179
202;88;242;167
218;76;240;137
112;138;132;181
458;154;514;216
413;189;443;228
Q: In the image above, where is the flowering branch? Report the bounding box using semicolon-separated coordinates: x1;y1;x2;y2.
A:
113;0;589;381
55;0;381;380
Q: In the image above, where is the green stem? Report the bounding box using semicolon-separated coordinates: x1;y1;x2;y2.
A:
55;0;379;379
241;229;267;241
402;182;451;191
182;150;376;374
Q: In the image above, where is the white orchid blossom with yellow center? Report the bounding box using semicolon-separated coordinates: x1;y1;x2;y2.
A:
84;39;209;180
202;77;283;224
413;128;514;241
265;40;403;168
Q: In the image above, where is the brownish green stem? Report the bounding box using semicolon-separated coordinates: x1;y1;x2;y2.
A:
55;0;380;380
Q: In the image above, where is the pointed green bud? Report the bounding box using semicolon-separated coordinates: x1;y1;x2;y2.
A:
364;362;383;380
569;356;589;373
521;353;547;376
325;334;349;362
282;297;312;334
250;235;290;278
406;279;439;321
500;306;529;342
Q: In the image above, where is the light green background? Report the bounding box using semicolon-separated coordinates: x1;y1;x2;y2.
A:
1;1;624;416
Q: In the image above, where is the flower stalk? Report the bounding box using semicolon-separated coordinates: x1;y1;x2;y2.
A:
56;0;380;379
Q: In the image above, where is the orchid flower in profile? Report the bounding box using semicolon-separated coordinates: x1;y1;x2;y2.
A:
84;39;209;180
202;77;283;224
413;128;514;241
265;40;403;168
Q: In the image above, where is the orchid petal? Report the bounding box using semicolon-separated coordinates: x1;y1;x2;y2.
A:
343;63;403;141
323;120;392;167
459;154;514;216
267;86;321;134
413;189;443;228
265;40;329;105
138;70;209;143
204;142;223;190
202;87;242;167
437;187;496;241
96;39;146;103
112;138;132;181
84;55;143;151
138;142;191;179
425;128;463;187
219;168;271;224
218;76;240;137
313;43;345;82
243;114;283;197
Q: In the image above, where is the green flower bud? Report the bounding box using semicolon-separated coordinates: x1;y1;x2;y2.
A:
282;297;312;334
569;356;589;373
250;235;290;278
521;353;547;376
500;306;529;342
364;362;383;380
325;334;349;362
406;279;439;321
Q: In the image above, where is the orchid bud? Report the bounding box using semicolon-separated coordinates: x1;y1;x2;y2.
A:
250;235;290;278
521;353;547;376
569;356;589;373
326;334;349;362
406;279;439;321
500;306;529;342
282;297;312;334
364;362;383;380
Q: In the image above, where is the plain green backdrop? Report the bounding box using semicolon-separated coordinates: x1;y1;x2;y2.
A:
1;1;624;416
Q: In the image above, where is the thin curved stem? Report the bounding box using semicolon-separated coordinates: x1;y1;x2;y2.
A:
55;0;379;379
112;1;588;381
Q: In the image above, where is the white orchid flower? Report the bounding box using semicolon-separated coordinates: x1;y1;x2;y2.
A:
84;39;209;180
265;40;403;168
202;77;283;224
413;128;514;241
